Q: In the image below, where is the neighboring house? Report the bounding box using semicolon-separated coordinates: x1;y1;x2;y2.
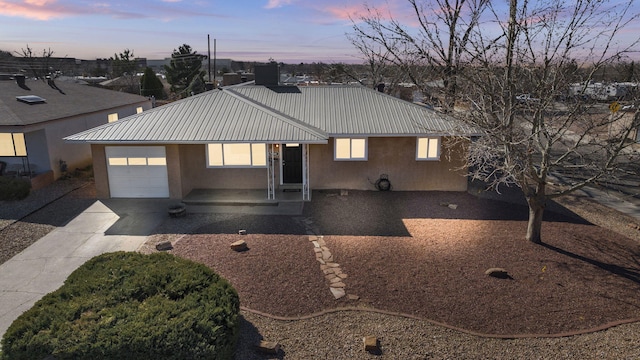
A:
0;74;152;189
65;66;479;200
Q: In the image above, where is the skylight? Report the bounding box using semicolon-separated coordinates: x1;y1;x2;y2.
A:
16;95;46;105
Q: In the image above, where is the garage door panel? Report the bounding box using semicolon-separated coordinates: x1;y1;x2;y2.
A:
106;146;169;198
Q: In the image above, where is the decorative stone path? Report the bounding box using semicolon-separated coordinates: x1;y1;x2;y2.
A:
297;217;353;300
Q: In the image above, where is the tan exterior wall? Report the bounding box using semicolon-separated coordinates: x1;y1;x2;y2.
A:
91;144;109;199
92;137;468;199
166;144;183;199
309;137;468;191
177;144;268;196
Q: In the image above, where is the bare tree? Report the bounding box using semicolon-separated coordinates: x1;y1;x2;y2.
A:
463;0;640;243
16;45;57;79
351;0;640;243
109;49;140;94
351;0;490;110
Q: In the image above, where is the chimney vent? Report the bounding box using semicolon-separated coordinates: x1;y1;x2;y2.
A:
255;62;280;86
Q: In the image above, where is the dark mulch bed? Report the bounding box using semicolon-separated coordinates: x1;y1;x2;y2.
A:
171;190;640;335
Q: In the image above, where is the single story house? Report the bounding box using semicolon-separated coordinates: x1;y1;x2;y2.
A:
0;74;152;188
65;66;478;200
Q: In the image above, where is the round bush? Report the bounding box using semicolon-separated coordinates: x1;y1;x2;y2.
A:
1;252;239;360
0;176;30;200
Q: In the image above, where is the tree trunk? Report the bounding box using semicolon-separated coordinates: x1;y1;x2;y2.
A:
526;193;546;244
526;202;544;244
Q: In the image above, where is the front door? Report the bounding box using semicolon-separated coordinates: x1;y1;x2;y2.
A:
282;144;302;183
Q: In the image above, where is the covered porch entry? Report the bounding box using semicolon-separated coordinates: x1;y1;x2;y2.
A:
184;143;311;204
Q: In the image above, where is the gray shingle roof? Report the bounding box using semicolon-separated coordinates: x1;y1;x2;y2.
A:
65;84;479;144
0;78;149;126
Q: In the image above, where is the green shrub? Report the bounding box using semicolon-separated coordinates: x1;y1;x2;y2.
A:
0;177;30;200
1;252;239;360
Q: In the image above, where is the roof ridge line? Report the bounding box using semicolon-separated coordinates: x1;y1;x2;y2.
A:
223;87;328;140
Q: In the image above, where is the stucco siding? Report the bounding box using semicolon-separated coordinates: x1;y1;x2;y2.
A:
166;144;183;199
50;103;150;179
92;138;468;200
91;144;109;199
309;137;468;191
178;144;269;196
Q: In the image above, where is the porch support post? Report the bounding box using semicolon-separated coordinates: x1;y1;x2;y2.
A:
267;144;275;200
302;144;310;201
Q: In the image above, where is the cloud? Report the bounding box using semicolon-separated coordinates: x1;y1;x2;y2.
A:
0;0;75;20
264;0;295;10
323;5;365;21
0;0;224;21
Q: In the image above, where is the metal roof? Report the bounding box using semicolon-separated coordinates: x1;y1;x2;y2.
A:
65;88;329;143
229;85;479;136
65;84;479;144
0;77;149;126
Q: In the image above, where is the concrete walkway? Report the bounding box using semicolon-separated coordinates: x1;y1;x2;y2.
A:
0;200;156;340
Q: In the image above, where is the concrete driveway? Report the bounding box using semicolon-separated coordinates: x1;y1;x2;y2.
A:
0;199;170;341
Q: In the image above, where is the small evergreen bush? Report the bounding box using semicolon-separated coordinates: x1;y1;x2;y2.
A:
0;176;30;200
1;252;239;360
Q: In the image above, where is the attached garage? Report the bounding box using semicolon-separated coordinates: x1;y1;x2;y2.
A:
105;146;169;198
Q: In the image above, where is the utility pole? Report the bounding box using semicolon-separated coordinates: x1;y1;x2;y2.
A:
213;38;217;88
207;34;212;83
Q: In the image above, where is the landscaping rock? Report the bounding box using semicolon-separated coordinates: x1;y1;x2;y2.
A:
485;267;512;279
363;336;381;354
330;287;346;299
231;240;248;252
256;340;281;355
155;241;173;251
238;229;247;235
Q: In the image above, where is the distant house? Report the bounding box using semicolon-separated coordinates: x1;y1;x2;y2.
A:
0;74;151;189
65;65;479;200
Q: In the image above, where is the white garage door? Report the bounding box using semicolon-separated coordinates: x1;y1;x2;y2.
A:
106;146;169;198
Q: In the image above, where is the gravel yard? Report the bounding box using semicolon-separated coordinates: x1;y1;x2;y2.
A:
2;179;640;359
0;178;94;265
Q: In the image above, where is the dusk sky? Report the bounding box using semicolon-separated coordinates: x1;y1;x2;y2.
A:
1;0;639;64
0;0;378;63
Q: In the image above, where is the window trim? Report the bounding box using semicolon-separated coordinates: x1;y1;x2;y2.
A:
334;137;368;161
416;136;441;161
206;143;268;168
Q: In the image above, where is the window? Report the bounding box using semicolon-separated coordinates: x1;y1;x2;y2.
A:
136;107;143;114
334;138;367;160
0;133;27;156
108;156;166;166
108;113;119;123
416;137;440;160
108;157;128;166
207;143;267;167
